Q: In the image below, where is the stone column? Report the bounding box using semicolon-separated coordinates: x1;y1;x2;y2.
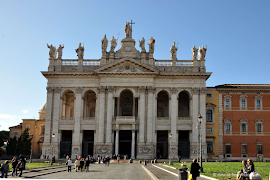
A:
106;86;114;144
117;97;120;116
115;130;119;155
131;130;135;159
98;86;106;143
199;87;207;160
52;87;61;158
170;88;178;143
72;87;83;159
41;87;53;158
191;87;199;159
147;86;154;143
139;86;146;143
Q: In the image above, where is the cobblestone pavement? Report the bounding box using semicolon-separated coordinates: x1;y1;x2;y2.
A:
34;163;153;179
144;164;212;180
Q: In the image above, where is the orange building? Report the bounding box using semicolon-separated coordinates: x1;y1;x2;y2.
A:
9;123;22;139
216;84;270;161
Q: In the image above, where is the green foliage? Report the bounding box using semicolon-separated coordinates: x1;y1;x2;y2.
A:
8;163;62;169
168;162;270;180
6;128;32;155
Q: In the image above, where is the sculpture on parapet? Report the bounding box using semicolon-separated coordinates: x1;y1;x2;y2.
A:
198;45;207;60
110;36;118;52
192;45;198;60
47;44;57;59
148;37;155;53
57;44;64;59
125;22;132;38
75;43;84;59
139;37;146;52
102;34;108;52
170;42;178;60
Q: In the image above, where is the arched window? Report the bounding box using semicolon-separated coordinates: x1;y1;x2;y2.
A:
62;90;75;118
206;110;212;122
178;92;189;117
157;91;169;117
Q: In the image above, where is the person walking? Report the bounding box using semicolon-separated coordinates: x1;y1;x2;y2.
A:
74;159;80;172
11;156;18;176
106;156;110;167
178;156;181;163
17;155;26;177
67;158;72;172
80;158;85;172
190;159;200;180
98;155;101;164
85;158;90;172
1;160;9;178
117;154;120;163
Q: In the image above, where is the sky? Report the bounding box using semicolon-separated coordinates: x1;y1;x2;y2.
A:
0;0;270;131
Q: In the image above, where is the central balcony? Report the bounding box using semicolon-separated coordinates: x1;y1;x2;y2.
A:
114;116;136;123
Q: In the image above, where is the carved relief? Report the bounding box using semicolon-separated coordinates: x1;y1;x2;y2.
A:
54;87;61;94
170;87;178;94
98;86;106;93
200;87;207;94
192;87;199;95
139;147;152;154
107;86;114;92
46;87;54;93
75;87;83;94
139;86;146;93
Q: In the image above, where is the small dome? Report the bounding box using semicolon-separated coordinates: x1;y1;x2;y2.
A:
39;103;47;112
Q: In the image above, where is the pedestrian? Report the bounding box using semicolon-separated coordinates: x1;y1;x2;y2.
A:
190;159;200;180
1;160;9;178
85;158;90;172
74;159;80;172
103;157;106;166
66;155;69;160
11;156;18;176
106;156;110;167
98;155;101;164
67;158;72;172
117;154;120;163
178;156;181;163
17;154;26;177
80;158;85;172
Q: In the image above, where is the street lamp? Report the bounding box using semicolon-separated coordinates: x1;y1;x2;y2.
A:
197;114;203;172
169;133;172;165
29;135;33;163
51;133;55;165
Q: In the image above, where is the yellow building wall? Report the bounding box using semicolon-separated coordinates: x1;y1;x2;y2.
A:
22;119;45;154
206;89;220;158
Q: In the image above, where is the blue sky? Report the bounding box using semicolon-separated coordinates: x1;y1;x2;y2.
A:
0;0;270;131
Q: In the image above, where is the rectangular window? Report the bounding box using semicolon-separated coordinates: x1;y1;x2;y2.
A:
225;144;231;154
207;141;213;154
206;110;212;122
26;125;30;129
241;124;246;132
257;124;262;132
207;128;213;133
14;131;18;136
241;99;246;108
257;145;263;154
256;99;261;108
41;126;45;134
207;93;212;98
225;99;230;107
225;123;230;132
241;145;248;154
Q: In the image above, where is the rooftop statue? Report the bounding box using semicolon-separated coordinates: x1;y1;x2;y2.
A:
170;42;178;60
125;22;132;38
198;45;207;60
47;44;57;59
192;45;198;60
110;36;118;52
75;43;84;59
148;37;155;53
139;37;146;52
102;34;108;51
57;44;64;59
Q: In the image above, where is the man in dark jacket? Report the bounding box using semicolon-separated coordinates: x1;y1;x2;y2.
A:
190;159;200;180
80;158;85;172
11;156;18;176
85;158;90;172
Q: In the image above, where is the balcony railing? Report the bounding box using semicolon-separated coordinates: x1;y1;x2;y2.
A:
61;117;74;120
157;117;170;120
82;117;96;120
178;117;190;120
114;116;136;123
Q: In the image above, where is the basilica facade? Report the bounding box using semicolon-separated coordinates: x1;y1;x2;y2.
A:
41;23;211;160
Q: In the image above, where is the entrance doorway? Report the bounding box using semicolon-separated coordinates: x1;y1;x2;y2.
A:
82;130;94;157
178;130;190;158
118;130;132;158
157;131;168;159
60;130;72;158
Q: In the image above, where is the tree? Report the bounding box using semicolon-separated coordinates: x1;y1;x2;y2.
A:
6;136;18;155
17;128;32;155
0;130;9;147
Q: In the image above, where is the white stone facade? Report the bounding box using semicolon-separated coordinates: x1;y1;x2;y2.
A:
41;24;211;160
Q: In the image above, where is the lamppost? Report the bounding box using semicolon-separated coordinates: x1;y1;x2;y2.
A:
51;133;55;165
169;133;172;165
197;114;203;172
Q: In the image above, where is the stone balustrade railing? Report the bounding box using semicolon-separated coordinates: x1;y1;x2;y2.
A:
82;117;96;120
178;117;190;120
61;117;74;120
156;117;170;120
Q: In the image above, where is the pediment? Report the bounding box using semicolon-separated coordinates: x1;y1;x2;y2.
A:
95;57;159;75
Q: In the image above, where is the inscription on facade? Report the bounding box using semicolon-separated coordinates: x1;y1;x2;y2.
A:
101;78;153;83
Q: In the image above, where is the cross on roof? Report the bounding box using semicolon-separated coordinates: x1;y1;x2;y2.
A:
129;20;135;38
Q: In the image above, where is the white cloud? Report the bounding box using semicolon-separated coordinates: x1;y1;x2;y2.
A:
0;114;31;131
22;110;29;114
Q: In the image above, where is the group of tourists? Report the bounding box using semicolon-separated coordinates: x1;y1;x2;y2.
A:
237;159;255;180
0;154;26;178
